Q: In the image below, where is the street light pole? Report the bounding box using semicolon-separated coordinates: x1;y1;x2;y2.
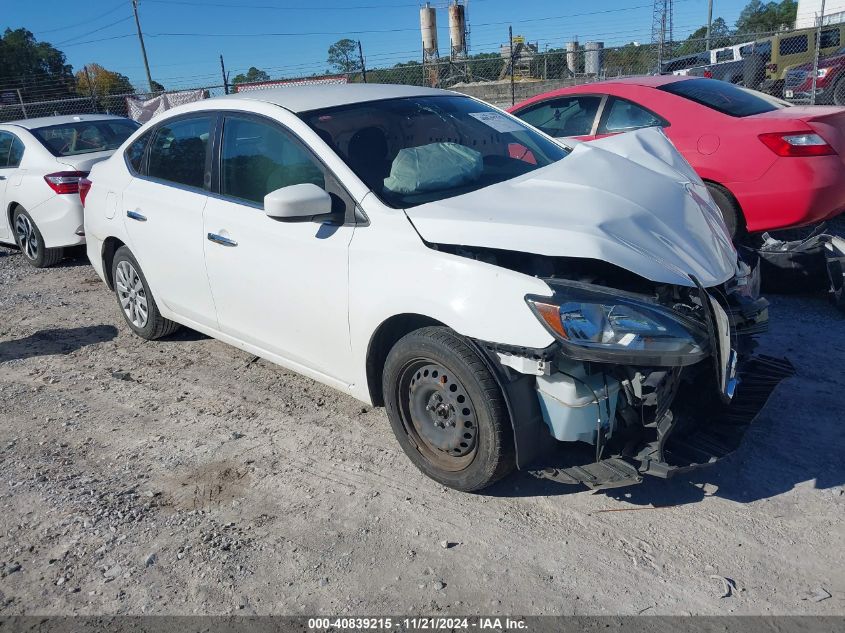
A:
131;0;155;93
705;0;713;51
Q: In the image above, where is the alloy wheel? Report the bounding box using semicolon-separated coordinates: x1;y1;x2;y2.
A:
115;260;149;328
14;214;38;260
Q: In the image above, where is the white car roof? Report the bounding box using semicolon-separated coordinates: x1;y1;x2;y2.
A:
220;83;454;113
3;114;131;130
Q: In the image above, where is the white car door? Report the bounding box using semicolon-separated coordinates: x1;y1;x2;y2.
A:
121;114;218;329
0;131;24;242
202;113;355;385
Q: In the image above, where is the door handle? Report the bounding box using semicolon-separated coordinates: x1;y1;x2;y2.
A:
126;210;147;222
207;232;238;247
0;175;6;180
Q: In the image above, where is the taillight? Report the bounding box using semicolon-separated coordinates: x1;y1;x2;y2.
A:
44;171;89;195
78;177;92;207
758;132;836;157
704;70;713;78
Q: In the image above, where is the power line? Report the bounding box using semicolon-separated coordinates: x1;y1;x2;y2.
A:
55;16;134;46
33;2;126;35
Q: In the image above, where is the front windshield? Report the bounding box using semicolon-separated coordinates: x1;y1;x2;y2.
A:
32;119;140;157
299;95;569;208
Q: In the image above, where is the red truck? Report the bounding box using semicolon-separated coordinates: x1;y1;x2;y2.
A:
784;46;845;105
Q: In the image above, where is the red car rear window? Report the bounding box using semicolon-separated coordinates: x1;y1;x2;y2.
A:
659;78;789;117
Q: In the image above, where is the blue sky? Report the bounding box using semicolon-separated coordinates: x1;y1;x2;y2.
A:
6;0;751;91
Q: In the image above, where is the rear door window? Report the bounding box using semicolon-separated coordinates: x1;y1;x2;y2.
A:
659;78;787;116
125;131;151;175
779;34;808;56
0;132;23;168
598;98;666;133
147;116;213;190
514;95;602;137
820;28;841;49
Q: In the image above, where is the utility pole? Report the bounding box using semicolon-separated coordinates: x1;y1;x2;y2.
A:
811;0;827;104
509;26;515;106
83;65;97;113
358;40;368;83
131;0;155;93
705;0;713;51
220;54;229;94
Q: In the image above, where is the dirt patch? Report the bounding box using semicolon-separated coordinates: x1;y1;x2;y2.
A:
0;243;843;616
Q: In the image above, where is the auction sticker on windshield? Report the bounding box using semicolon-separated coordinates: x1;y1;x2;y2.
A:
468;111;526;133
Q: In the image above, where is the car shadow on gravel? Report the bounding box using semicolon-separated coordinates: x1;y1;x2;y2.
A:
0;325;118;362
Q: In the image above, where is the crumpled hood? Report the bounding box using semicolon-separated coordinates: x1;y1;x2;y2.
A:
404;127;737;288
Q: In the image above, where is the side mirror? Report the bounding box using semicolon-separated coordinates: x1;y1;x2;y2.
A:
264;183;333;222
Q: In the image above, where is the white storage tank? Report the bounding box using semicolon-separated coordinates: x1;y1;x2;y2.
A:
448;2;467;57
585;41;604;76
420;3;439;58
565;40;579;74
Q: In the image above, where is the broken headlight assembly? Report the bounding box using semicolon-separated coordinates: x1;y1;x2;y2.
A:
526;280;710;366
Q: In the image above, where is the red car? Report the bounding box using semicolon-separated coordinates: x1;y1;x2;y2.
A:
509;76;845;236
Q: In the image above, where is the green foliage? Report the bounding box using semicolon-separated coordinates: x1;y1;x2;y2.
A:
735;0;797;35
327;39;360;74
232;66;270;85
0;28;75;100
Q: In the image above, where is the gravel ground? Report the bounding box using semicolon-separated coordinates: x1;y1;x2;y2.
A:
0;238;843;616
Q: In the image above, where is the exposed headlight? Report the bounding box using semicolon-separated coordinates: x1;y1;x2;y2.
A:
818;68;831;78
526;281;710;366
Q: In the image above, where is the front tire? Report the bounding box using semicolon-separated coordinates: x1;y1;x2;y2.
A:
706;183;742;239
382;326;515;492
13;207;63;268
111;246;180;340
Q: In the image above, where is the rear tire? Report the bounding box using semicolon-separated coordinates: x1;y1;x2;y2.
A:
833;77;845;106
382;326;515;492
706;183;742;239
13;207;63;268
111;246;180;340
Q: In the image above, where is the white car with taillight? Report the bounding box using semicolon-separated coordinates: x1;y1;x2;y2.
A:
0;114;139;267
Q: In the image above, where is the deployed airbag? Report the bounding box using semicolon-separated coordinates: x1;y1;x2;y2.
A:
384;142;482;194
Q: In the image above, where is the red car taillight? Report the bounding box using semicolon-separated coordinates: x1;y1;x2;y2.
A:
44;171;89;194
758;132;836;157
78;177;92;207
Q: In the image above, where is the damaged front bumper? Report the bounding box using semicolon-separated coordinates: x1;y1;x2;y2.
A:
472;275;793;490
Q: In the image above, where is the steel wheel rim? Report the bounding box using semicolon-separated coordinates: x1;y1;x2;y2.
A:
15;214;38;260
397;359;478;472
115;260;149;329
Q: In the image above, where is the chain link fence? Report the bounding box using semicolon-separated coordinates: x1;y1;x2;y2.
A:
3;20;844;122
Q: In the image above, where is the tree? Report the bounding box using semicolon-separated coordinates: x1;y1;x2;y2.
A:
0;28;75;101
327;39;360;74
150;80;165;93
675;17;733;55
232;66;270;85
75;63;135;96
735;0;797;35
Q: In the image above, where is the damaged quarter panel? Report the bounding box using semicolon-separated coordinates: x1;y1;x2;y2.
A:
404;127;738;288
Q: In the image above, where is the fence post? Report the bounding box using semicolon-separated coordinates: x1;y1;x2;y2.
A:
15;89;27;119
358;40;368;83
811;0;826;105
509;26;515;106
83;65;97;113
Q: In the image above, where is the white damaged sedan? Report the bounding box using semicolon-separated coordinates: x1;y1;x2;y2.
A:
83;84;791;491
